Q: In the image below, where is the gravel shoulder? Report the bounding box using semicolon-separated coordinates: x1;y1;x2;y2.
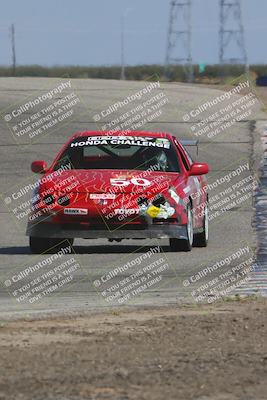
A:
0;297;266;400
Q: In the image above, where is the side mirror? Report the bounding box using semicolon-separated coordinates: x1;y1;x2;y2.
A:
189;162;209;176
31;160;48;174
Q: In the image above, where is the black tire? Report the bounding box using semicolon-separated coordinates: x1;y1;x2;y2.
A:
29;237;74;254
193;203;209;247
169;205;193;252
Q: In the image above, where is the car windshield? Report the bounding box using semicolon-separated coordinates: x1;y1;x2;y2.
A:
54;136;181;172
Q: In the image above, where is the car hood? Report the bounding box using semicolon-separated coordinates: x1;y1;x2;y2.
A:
40;169;182;195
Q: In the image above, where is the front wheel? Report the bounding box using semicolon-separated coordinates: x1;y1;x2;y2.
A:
29;237;74;254
193;203;209;247
169;205;193;252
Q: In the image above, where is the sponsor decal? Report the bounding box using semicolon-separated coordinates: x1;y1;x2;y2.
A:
70;136;170;149
90;193;116;200
115;209;139;215
64;208;88;215
146;205;161;218
169;188;182;205
141;202;176;219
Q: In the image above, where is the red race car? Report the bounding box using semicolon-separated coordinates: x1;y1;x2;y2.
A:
27;131;210;253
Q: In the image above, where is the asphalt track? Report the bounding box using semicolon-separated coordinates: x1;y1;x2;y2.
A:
0;77;265;320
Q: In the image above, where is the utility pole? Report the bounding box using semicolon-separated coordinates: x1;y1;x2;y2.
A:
10;24;16;76
120;16;126;80
219;0;248;70
165;0;193;83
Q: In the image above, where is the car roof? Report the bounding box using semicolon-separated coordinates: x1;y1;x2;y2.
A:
70;131;174;141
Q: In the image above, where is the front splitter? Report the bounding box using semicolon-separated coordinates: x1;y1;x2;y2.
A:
26;222;188;240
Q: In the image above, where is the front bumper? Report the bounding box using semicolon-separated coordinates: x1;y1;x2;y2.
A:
26;221;188;240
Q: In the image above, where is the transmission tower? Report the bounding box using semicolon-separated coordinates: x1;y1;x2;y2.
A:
219;0;247;68
10;24;16;76
165;0;193;83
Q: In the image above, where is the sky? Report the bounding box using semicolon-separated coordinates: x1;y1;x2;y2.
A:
0;0;266;66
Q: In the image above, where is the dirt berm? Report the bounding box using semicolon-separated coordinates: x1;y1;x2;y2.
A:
0;298;266;400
